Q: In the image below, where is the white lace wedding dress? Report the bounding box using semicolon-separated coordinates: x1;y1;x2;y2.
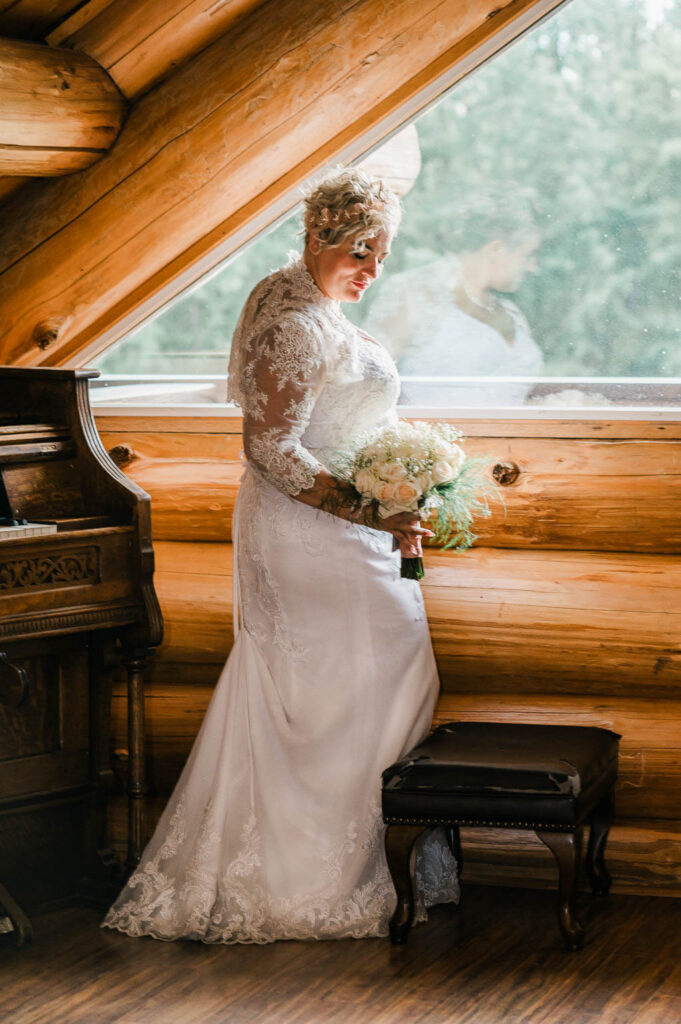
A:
102;256;458;943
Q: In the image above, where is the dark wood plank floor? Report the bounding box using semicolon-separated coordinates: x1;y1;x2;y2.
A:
2;885;681;1024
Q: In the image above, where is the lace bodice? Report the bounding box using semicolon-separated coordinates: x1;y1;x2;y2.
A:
227;256;399;495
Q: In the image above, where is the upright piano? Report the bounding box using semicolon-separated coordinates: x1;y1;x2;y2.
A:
0;367;163;945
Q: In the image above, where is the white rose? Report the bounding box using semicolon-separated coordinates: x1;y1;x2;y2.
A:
447;445;465;474
373;479;397;504
432;460;455;484
382;461;409;482
432;439;451;460
418;472;434;495
354;468;375;496
370;459;390;480
392;480;421;508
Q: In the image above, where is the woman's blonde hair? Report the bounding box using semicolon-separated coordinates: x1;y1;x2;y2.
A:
302;167;401;250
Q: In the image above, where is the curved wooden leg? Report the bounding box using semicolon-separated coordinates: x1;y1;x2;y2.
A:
384;824;425;944
537;828;584;951
0;883;32;948
446;825;462;875
587;790;614;897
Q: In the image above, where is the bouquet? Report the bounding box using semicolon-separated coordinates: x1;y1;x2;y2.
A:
349;420;491;580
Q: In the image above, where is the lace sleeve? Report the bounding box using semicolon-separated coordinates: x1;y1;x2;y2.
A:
241;314;327;497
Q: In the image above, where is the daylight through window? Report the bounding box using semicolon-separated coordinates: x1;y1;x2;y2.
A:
94;0;681;412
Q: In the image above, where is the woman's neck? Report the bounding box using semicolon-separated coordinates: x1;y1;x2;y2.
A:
458;252;495;310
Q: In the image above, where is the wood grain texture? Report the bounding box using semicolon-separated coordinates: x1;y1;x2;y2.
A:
48;0;266;99
144;541;681;696
98;420;681;550
5;891;681;1022
0;36;125;175
0;0;555;366
94;413;681;440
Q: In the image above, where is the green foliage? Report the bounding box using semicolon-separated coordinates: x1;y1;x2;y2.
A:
100;0;681;380
431;458;496;551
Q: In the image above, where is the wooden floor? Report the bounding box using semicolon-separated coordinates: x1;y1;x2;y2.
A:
2;885;681;1024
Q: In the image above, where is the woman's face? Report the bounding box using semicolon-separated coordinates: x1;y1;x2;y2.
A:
485;233;539;292
306;230;392;302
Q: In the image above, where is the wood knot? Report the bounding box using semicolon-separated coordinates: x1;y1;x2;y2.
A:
32;317;67;350
108;443;137;467
492;461;520;486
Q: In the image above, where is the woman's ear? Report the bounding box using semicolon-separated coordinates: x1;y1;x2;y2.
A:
308;233;323;255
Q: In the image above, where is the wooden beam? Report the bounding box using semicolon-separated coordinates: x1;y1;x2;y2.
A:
0;175;27;205
0;0;563;367
0;36;125;175
47;0;266;100
0;1;84;39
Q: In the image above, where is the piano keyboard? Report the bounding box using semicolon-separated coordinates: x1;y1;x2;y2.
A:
0;522;58;541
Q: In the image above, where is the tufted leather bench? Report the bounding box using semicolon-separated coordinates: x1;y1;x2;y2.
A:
382;721;620;950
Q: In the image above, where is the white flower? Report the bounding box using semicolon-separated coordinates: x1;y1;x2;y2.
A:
432;460;455;484
432;439;451;460
447;444;466;474
373;479;397;503
381;461;409;482
417;471;434;495
392;480;421;508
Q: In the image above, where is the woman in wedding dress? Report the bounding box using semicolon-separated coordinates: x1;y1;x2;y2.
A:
103;168;458;944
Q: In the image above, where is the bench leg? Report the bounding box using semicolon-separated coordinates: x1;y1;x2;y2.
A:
537;828;585;951
446;825;463;876
587;789;614;897
385;824;425;944
0;883;32;948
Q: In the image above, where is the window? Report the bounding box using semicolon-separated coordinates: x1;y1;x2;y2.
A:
93;0;681;412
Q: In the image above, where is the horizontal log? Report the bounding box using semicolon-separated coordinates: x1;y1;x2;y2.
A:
0;37;125;175
0;1;83;39
48;0;265;100
0;0;556;366
111;677;681;820
148;542;681;695
98;429;244;461
128;458;241;542
93;413;681;442
101;428;681;550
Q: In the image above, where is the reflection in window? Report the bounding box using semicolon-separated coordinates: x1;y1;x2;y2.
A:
95;0;681;410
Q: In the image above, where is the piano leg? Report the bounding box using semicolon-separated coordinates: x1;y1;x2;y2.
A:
0;882;32;948
121;650;148;872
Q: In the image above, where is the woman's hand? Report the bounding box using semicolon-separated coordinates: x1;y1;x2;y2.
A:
378;509;434;559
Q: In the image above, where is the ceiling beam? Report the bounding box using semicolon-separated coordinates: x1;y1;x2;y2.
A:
47;0;265;100
0;0;564;368
0;36;125;175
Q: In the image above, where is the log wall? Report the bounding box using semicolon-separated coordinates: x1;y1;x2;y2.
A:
97;412;681;897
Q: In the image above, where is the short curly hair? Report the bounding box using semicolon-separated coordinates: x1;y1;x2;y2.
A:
302;167;401;250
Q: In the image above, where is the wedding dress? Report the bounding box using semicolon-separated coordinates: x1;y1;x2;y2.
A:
102;256;458;943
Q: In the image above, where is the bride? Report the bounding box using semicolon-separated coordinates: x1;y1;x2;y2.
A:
103;168;458;943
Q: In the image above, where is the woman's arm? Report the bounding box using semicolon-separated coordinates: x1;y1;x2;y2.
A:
241;316;431;555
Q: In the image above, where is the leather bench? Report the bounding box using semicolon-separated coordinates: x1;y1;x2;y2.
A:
382;721;620;950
